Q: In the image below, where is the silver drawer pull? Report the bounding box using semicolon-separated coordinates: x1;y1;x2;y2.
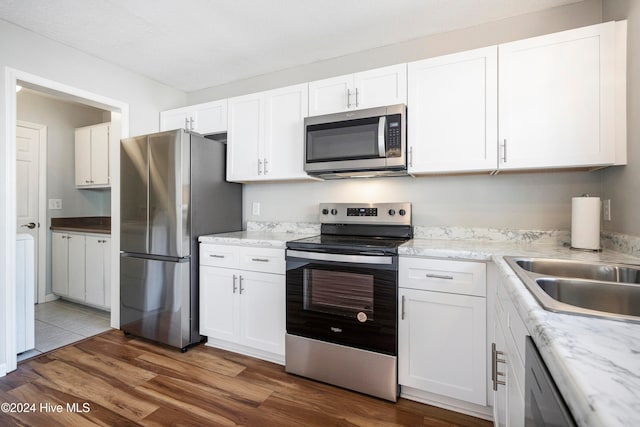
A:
209;254;225;259
251;258;269;263
426;274;454;280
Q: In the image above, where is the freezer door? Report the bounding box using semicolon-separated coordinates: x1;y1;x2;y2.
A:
148;131;190;258
121;135;149;254
120;254;193;349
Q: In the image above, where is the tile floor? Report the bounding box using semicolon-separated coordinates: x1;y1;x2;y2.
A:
17;299;111;362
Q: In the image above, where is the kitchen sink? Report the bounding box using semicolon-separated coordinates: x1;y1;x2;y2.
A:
504;257;640;323
514;258;640;283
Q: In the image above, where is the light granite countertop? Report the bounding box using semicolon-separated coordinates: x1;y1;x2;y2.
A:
200;228;640;427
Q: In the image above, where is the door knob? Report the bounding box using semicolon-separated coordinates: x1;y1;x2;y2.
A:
21;222;36;229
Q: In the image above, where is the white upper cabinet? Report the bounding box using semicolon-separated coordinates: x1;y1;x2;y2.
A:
75;122;110;188
408;46;498;174
160;99;228;135
308;64;407;116
498;21;620;170
227;83;312;182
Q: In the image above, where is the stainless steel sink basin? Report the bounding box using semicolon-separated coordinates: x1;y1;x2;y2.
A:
505;257;640;323
514;258;640;283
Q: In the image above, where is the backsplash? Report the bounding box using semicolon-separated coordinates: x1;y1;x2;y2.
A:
246;221;640;259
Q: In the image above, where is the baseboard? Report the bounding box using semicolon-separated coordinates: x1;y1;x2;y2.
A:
44;293;59;303
0;363;6;377
204;338;284;366
401;386;493;421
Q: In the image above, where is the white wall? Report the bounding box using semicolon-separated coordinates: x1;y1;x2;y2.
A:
17;90;110;295
0;19;186;373
190;0;606;231
601;0;640;236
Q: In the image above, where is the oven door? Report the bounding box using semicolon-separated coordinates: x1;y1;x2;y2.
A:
286;249;398;355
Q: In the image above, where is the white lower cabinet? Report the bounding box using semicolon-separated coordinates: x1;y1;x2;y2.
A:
51;231;110;310
199;243;285;364
399;257;487;410
492;276;527;427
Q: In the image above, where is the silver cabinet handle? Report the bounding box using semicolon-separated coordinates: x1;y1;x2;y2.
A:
251;258;269;263
355;87;359;107
426;274;454;280
258;158;263;175
239;276;244;294
501;139;507;163
209;254;225;259
263;158;269;175
233;275;238;293
491;343;506;390
346;88;351;108
401;295;406;320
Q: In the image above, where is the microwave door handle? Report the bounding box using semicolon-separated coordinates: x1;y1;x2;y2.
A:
378;116;386;157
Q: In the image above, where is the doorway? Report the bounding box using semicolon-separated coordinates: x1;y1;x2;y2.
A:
3;68;129;374
16;90;114;361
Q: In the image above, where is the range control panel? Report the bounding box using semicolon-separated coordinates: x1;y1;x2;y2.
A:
319;202;411;225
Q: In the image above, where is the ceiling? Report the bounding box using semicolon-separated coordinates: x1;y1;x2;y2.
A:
1;0;584;93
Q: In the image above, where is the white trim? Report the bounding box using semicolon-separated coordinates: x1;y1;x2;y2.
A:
3;67;129;375
16;120;47;304
44;293;59;303
0;363;6;377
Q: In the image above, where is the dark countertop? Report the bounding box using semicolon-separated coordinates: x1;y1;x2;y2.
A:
50;216;111;234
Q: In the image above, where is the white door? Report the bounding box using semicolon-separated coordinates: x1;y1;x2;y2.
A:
199;266;238;341
90;124;110;186
353;64;407;110
193;100;228;134
160;108;190;132
308;74;353;116
51;232;68;296
74;127;92;186
67;234;86;301
16;123;40;297
85;235;105;307
227;93;264;182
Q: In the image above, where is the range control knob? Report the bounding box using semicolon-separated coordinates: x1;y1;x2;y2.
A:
388;209;396;216
399;209;406;216
322;208;329;215
331;209;338;215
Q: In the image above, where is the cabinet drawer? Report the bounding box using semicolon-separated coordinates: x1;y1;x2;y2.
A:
399;257;486;297
200;244;238;268
238;247;285;274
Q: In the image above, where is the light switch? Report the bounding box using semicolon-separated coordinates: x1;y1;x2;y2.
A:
252;202;260;216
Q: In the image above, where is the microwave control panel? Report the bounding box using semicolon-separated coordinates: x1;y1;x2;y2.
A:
386;114;402;158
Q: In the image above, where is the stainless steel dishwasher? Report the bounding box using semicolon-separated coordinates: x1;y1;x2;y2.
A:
525;337;576;426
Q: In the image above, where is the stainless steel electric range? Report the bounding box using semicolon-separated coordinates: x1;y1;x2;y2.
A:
285;202;412;401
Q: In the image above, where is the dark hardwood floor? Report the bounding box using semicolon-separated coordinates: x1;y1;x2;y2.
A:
1;330;492;426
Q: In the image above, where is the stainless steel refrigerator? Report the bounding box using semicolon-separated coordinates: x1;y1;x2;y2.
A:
120;129;241;351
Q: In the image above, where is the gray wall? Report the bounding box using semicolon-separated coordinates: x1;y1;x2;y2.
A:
601;0;640;236
17;90;110;294
190;0;609;231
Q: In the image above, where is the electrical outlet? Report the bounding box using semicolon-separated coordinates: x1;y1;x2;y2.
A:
603;199;611;221
252;202;261;216
48;199;62;210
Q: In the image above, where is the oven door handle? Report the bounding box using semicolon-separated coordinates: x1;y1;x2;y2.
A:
286;249;393;265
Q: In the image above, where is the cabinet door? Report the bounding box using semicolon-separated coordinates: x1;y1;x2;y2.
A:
160;108;189;131
90;124;110;186
85;236;107;307
67;234;86;301
51;232;68;296
263;83;310;180
239;271;285;356
308;74;353;116
74;127;92;186
227;93;265;182
499;22;615;169
103;237;111;309
398;288;486;405
408;47;497;173
199;266;238;341
354;64;407;110
193;100;228;134
493;321;508;427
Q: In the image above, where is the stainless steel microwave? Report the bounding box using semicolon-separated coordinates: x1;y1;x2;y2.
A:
304;104;407;179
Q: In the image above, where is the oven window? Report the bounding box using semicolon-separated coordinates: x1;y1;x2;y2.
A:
306;117;381;162
303;269;374;319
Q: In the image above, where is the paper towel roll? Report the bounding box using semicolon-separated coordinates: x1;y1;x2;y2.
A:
571;196;601;250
